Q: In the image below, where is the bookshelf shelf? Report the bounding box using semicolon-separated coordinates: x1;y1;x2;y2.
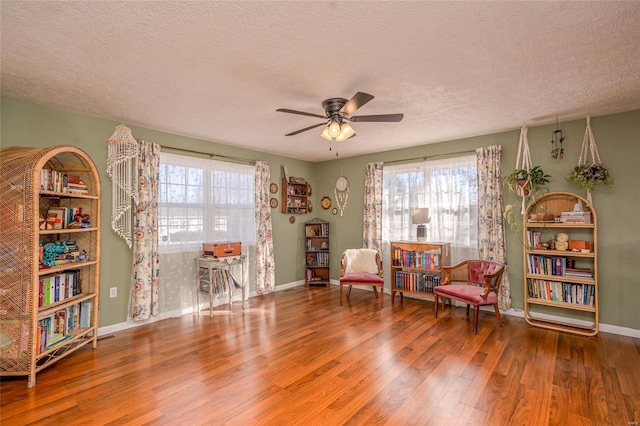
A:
523;192;598;336
525;297;597;312
305;219;330;287
39;227;99;235
0;145;101;387
282;177;309;214
525;222;594;229
390;241;450;302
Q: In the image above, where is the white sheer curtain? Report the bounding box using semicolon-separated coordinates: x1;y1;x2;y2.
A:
382;154;479;267
155;152;256;317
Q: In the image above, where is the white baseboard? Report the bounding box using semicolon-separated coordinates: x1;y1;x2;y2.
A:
274;280;306;291
99;281;639;339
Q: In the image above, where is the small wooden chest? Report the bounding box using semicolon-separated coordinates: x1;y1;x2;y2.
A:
202;241;242;258
568;240;592;252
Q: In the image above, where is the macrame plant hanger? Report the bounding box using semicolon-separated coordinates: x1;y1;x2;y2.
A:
578;115;602;204
106;124;139;248
515;126;533;214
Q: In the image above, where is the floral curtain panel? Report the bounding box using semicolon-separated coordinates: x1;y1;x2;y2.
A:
131;140;161;321
476;145;511;309
363;162;383;252
255;161;275;294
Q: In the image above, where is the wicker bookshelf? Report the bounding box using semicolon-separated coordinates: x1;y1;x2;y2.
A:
523;192;598;336
0;145;101;387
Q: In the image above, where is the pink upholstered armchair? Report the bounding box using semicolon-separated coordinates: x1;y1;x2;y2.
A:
433;259;505;334
339;249;384;306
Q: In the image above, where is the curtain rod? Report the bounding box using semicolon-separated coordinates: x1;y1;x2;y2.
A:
383;148;477;165
160;145;256;165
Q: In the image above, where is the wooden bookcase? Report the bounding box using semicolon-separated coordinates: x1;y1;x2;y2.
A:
390;241;450;302
523;192;598;336
0;145;101;387
305;219;329;287
281;177;309;214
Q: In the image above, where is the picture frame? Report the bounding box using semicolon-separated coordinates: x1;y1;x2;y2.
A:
270;183;278;194
270;198;278;208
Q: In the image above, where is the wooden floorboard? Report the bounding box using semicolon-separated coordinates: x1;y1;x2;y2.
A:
2;285;639;425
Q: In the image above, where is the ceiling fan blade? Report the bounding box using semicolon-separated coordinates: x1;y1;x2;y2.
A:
285;122;327;136
276;108;326;119
350;113;404;122
339;92;374;116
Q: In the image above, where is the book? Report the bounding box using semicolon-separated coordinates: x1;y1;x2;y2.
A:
79;300;93;328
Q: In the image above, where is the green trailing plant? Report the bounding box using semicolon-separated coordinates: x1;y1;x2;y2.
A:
503;166;551;242
504;166;551;195
565;164;613;191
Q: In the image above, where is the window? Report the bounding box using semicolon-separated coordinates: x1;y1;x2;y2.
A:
382;154;478;262
158;152;256;252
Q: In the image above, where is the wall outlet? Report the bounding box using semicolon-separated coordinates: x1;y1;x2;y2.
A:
109;287;117;298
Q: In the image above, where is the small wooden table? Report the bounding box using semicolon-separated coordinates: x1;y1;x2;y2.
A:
195;255;247;316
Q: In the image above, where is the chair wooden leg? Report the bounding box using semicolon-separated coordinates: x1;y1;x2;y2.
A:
340;283;343;306
494;303;504;327
372;286;379;299
434;294;439;317
347;285;352;297
466;304;470;317
379;286;384;306
473;305;479;334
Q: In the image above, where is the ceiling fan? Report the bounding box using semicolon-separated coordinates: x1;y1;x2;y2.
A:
276;92;403;142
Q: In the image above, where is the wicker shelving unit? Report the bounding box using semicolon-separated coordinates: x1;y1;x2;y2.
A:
0;145;101;387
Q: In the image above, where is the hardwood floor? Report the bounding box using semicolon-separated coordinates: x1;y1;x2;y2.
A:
2;285;639;425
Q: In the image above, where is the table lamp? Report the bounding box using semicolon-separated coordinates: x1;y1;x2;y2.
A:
411;208;430;242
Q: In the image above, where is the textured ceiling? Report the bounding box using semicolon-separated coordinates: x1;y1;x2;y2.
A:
2;1;640;162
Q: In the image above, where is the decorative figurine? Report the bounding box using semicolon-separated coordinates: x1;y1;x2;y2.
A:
77;249;89;262
67;214;83;228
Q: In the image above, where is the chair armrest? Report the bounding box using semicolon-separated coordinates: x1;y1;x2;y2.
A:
480;266;504;299
340;253;346;277
441;260;471;285
376;252;383;279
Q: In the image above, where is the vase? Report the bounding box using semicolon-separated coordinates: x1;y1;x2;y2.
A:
517;179;530;196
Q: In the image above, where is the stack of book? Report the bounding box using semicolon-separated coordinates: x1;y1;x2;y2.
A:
565;267;594;279
65;174;89;195
560;211;591;223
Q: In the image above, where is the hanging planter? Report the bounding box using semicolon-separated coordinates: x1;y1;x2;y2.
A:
566;164;613;191
504;166;550;197
517;180;530;196
503;127;551;238
565;115;613;203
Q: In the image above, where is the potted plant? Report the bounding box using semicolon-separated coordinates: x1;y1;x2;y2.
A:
503;166;551;241
565;164;613;191
504;166;550;196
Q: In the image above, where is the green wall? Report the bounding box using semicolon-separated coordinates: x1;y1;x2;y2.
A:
2;98;638;331
1;98;315;326
317;111;640;331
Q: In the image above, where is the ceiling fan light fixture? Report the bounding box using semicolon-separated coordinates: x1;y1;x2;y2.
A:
320;126;333;141
329;120;341;135
277;92;403;141
340;122;354;138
